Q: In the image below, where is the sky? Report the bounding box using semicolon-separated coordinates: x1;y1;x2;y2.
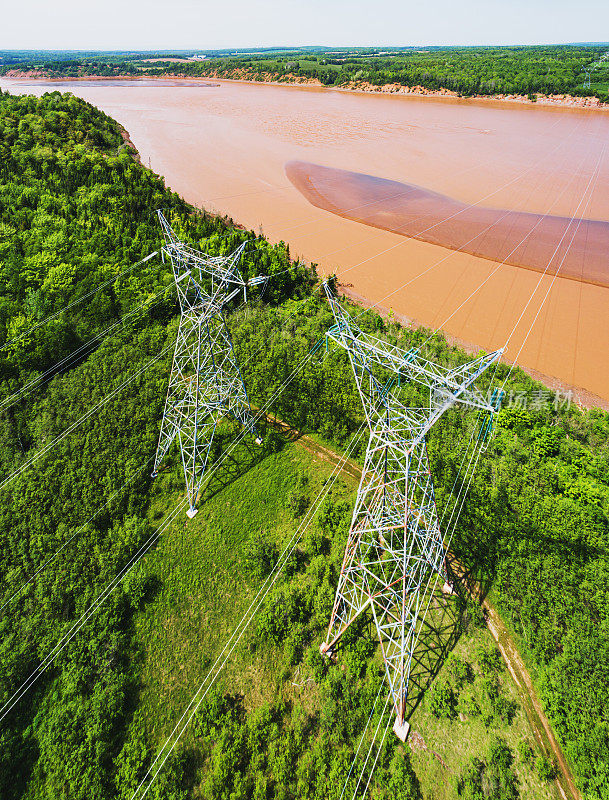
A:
2;0;609;50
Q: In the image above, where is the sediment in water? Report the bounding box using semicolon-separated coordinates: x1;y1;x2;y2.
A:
286;160;609;288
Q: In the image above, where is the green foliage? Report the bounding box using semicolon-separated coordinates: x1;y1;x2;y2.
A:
428;678;457;719
0;89;312;800
475;645;504;677
535;754;557;781
2;83;609;800
517;738;534;767
445;653;473;689
14;45;609;101
244;531;279;580
43;45;608;102
457;737;519;800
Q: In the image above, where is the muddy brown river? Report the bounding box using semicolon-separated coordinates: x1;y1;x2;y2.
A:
2;77;608;403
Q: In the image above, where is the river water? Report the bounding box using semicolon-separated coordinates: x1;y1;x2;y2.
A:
2;77;608;403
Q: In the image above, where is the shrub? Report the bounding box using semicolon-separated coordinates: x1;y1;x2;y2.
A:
536;754;557;781
517;739;534;767
476;644;504;677
428;678;456;719
445;653;473;689
244;533;278;580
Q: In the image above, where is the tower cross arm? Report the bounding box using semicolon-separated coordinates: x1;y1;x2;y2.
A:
323;283;503;408
158;210;269;308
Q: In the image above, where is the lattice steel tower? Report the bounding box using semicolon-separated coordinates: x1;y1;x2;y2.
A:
320;284;502;740
152;211;265;518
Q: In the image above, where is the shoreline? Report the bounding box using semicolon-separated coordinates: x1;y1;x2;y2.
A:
2;70;607;112
341;284;609;413
3;74;607;410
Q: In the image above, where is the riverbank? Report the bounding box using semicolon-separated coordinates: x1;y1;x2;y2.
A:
3;68;607;111
263;409;582;800
3;74;607;405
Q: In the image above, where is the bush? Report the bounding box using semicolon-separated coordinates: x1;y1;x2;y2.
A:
517;739;534;767
476;644;504;677
459;691;481;718
536;754;557;781
428;678;456;719
245;533;278;580
460;599;487;633
288;490;310;517
445;653;473;689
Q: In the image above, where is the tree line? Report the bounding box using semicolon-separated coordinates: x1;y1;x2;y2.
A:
0;88;608;798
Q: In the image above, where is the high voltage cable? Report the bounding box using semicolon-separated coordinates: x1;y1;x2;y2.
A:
0;495;189;723
296;114;583;276
129;110;600;799
350;693;392;800
198;135;506;205
425;138;605;356
0;290;318;632
499;142;607;377
0;338;322;721
0;251;159;351
331;138;594;788
360;705;393;799
0;342;174;494
134;128;601;794
0;455;156;614
0;283;175;413
351;150;588;330
250;116;582;290
344;113;601;404
204;112;569;248
337;675;387;800
166;114;577;293
349;114;594;327
129;420;367;800
274;132;586;336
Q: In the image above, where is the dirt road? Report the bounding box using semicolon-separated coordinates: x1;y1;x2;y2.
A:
266;412;581;800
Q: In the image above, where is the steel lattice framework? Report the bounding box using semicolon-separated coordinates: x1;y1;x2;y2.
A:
320;284;502;739
152;211;265;517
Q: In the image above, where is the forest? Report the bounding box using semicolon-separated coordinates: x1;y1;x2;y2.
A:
2;45;608;102
0;88;608;799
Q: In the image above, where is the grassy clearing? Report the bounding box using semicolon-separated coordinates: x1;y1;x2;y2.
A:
134;438;355;742
407;599;559;800
129;435;561;798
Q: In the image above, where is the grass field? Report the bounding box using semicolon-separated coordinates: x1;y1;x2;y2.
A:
127;433;561;798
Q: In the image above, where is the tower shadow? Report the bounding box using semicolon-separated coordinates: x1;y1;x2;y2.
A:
403;586;465;722
197;421;285;504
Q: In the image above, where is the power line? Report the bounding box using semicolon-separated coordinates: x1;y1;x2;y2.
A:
0;342;174;494
129;420;367;800
0;455;156;614
0;251;159;352
0;282;175;413
1;335;324;721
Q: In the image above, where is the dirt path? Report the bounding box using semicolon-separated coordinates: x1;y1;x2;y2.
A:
447;557;580;800
265;412;581;800
483;603;579;800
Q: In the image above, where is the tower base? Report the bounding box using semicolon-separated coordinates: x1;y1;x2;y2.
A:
186;507;199;519
393;718;410;742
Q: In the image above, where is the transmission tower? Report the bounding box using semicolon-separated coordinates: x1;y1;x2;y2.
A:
583;69;591;90
320;284;502;740
152;211;265;518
